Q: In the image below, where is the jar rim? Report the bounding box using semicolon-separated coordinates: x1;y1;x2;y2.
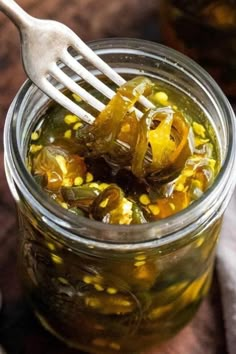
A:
4;38;236;249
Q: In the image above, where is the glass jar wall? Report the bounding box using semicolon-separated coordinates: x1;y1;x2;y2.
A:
4;39;236;353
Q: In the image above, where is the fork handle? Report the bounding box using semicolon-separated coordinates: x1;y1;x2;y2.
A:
0;0;32;29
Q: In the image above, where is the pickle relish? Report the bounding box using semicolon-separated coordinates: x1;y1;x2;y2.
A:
27;76;219;224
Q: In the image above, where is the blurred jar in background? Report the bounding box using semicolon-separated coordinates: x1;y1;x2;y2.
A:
159;0;236;99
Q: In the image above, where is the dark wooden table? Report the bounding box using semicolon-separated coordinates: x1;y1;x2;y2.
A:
0;1;227;353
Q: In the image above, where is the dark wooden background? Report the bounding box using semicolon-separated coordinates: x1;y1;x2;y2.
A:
0;1;227;353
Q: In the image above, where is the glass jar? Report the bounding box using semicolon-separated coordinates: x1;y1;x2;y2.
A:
4;38;236;354
159;0;236;100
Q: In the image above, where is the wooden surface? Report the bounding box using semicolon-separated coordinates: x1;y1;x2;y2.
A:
0;1;227;353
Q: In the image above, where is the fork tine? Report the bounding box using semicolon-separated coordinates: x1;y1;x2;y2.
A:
61;50;115;100
41;78;95;124
50;64;105;113
70;36;155;110
58;52;146;119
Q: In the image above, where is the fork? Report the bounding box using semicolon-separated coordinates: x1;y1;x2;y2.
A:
0;0;155;125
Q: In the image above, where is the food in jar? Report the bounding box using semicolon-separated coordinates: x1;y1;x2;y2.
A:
21;75;221;353
27;76;220;224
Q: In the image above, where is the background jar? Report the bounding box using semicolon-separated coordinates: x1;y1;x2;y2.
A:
4;38;236;354
159;0;236;101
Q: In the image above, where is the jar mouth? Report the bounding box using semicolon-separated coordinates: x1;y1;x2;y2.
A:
4;38;236;247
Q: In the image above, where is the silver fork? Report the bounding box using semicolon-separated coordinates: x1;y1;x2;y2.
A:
0;0;155;124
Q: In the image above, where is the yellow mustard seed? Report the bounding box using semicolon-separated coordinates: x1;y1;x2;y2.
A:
169;203;176;211
106;287;118;295
61;178;73;187
73;122;83;130
64;114;79;125
74;176;84;186
193;122;206;138
83;275;93;284
109;298;132;307
139;194;151;205
148;204;160;216
86;172;94;183
94;284;104;292
175;183;184;192
99;198;109;208
55;155;68;175
51;254;63;264
195;237;204;248
72;93;82;102
134;261;146;267
109;342;121;350
135;264;155;281
47;242;56;251
86;298;100;308
31;131;39;141
154;91;168;105
135;254;146;261
30;144;43;154
64;129;72;139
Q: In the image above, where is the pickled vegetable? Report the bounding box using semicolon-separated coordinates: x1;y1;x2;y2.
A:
28;76;219;225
